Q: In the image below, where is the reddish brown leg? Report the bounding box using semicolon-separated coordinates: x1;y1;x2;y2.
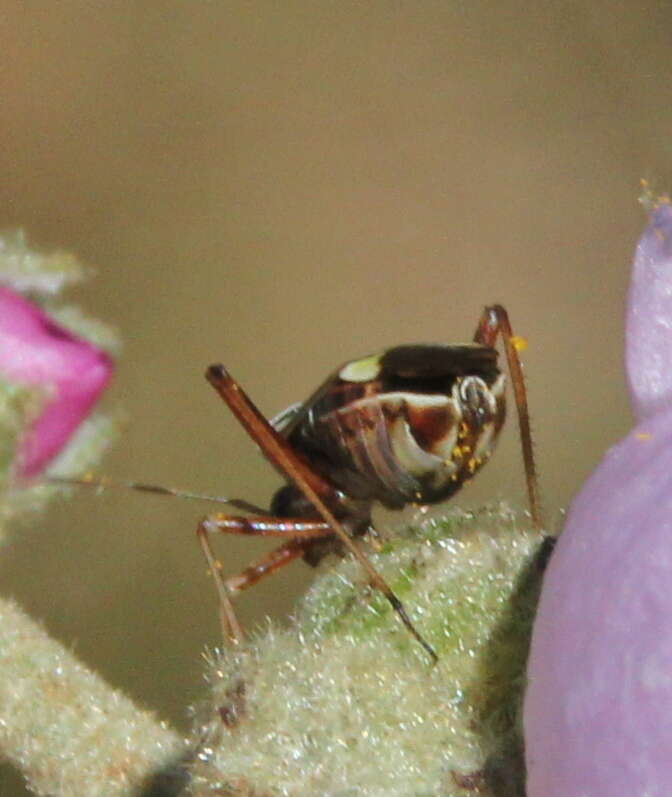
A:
473;305;542;530
197;513;332;643
197;518;244;645
202;513;333;539
225;539;314;593
206;364;438;664
45;473;336;645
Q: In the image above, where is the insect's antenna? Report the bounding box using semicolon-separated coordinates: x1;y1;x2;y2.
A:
206;364;438;665
474;304;543;531
44;475;265;513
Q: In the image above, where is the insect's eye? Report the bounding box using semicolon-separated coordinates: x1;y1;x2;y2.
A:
457;376;496;416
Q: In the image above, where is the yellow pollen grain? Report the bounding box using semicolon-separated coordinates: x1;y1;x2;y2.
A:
635;432;652;441
510;335;528;352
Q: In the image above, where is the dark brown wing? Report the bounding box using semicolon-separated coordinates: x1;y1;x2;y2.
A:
278;343;500;443
379;344;499;381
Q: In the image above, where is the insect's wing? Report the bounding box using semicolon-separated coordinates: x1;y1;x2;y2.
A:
379;343;499;383
274;343;501;448
270;370;345;440
270;402;305;435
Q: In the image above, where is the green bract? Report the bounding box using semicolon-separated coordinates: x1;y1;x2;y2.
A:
190;505;546;797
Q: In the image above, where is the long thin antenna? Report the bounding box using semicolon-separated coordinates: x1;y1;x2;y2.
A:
44;475;266;513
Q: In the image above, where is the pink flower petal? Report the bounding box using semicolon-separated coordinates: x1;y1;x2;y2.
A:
0;285;113;477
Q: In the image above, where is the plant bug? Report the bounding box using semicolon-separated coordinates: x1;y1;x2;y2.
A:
52;304;540;664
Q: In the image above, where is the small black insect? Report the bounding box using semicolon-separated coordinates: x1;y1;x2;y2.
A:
56;305;540;663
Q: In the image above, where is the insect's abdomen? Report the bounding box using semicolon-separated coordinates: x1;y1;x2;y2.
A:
290;374;506;508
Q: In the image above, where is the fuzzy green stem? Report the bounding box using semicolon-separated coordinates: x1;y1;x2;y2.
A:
0;598;185;796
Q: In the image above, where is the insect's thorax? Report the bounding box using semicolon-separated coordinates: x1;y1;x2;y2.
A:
283;344;506;510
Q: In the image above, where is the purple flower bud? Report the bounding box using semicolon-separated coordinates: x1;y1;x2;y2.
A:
626;203;672;421
525;203;672;795
0;285;113;477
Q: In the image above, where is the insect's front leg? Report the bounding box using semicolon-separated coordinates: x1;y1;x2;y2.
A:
196;513;332;644
474;305;542;530
205;364;438;663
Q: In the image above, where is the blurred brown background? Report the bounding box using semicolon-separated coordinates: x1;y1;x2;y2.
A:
0;1;669;793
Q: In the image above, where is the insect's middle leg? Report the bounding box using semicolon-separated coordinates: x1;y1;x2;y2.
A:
196;513;332;644
225;539;314;593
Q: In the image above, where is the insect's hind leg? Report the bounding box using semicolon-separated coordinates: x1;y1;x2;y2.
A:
196;513;332;645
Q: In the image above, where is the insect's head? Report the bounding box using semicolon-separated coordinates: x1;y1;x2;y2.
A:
378;344;507;498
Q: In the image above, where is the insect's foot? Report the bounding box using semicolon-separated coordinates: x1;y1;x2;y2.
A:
387;593;438;665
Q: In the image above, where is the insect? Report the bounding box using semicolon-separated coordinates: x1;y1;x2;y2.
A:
55;305;540;664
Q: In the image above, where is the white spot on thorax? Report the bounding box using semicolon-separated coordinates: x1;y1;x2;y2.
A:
339;354;382;382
